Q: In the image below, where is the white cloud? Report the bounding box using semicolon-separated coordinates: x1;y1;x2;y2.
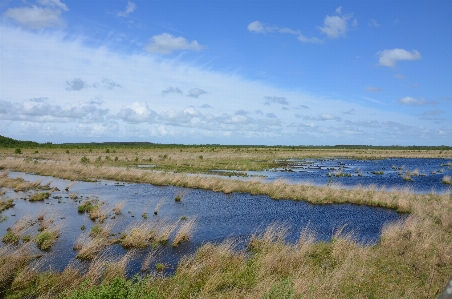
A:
146;33;204;54
342;108;355;115
3;6;65;29
394;74;405;80
37;0;68;11
318;14;351;38
0;98;109;123
117;1;136;17
248;21;265;33
187;88;207;98
335;6;342;14
368;19;380;27
378;49;421;67
200;104;212;109
398;96;427;106
118;102;156;123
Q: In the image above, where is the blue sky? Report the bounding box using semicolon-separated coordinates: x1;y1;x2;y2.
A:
1;0;451;145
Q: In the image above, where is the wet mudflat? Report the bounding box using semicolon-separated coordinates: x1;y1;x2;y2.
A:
1;171;403;276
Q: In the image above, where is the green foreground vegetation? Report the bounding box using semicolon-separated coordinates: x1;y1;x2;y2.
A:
0;137;451;298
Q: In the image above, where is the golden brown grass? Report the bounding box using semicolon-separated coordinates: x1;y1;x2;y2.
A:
172;217;196;247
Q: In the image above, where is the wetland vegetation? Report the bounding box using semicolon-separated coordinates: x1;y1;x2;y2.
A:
0;139;451;298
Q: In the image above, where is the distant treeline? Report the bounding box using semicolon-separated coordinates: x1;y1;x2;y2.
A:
0;135;450;150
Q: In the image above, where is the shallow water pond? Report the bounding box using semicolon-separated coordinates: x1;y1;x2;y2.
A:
1;172;403;275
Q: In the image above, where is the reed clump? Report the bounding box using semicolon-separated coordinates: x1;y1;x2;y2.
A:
29;191;50;201
0;199;14;212
172;217;196;247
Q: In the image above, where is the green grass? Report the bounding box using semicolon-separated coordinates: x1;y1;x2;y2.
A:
2;230;20;244
35;230;59;250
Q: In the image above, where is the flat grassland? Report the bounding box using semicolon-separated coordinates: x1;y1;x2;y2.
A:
0;146;451;298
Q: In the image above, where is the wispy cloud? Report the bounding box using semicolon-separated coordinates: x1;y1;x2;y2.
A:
378;49;421;67
117;1;136;17
248;21;322;44
146;33;204;54
365;86;383;93
398;96;437;106
368;19;380;27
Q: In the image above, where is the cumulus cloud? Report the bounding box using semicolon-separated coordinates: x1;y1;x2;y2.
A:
0;98;109;123
378;49;421;67
200;104;212;109
294;105;309;109
146;33;204;54
342;108;355;115
65;78;86;91
162;87;183;96
117;1;136;17
295;113;342;121
248;21;321;44
264;96;288;105
187;88;207;98
368;19;380;27
318;14;352;38
3;6;65;29
365;86;384;93
117;102;156;123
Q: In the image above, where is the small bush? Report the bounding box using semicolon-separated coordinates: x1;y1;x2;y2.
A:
106;149;110;153
14;148;22;154
80;156;90;164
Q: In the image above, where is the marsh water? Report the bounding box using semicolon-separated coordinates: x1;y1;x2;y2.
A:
1;167;405;276
210;158;452;193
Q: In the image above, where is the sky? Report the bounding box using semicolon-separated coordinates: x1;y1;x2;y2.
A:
0;0;451;145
